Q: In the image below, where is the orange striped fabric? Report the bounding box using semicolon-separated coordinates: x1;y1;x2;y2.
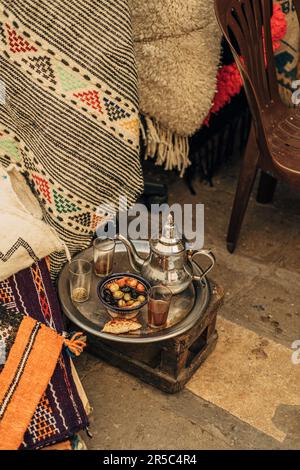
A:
0;316;64;450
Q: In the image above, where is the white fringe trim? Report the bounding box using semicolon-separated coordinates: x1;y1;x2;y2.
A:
142;116;190;177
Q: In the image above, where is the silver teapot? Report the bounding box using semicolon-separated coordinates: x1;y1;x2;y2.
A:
117;214;215;294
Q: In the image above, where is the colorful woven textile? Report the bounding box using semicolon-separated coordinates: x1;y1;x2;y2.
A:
0;309;64;450
0;0;143;277
0;258;88;449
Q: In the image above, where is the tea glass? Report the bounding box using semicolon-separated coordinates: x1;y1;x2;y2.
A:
69;259;92;303
147;285;172;328
93;237;116;277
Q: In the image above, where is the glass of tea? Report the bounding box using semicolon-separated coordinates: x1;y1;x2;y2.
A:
69;259;92;303
148;285;172;328
93;237;116;277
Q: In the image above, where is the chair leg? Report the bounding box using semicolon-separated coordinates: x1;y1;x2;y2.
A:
256;171;277;204
227;124;259;253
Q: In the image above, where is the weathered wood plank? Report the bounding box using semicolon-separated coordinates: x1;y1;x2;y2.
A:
87;282;224;393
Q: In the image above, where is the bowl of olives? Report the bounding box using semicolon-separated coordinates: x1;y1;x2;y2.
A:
97;273;150;319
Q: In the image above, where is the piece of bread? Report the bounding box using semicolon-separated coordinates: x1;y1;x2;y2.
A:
102;318;142;335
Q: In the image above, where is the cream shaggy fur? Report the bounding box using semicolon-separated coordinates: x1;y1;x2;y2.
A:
129;0;222;173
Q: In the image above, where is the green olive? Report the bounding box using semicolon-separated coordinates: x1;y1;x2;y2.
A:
109;283;119;293
137;295;146;303
113;290;124;299
123;293;131;301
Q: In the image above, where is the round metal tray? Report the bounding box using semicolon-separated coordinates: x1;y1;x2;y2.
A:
58;240;211;344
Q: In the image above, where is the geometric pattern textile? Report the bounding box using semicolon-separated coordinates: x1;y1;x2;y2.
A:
0;259;88;449
0;311;64;450
0;1;143;278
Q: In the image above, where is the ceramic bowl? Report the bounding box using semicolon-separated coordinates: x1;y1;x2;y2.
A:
97;272;150;319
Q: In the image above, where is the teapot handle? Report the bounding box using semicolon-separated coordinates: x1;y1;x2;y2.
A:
188;249;216;284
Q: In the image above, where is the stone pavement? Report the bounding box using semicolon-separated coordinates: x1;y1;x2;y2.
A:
75;157;300;450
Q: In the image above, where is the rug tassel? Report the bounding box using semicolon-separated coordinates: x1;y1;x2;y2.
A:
142;116;190;176
61;240;72;263
48;225;72;262
64;332;87;357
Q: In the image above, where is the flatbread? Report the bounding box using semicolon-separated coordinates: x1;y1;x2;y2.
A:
102;318;142;335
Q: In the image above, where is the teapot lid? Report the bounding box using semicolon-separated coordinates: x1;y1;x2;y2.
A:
150;213;185;255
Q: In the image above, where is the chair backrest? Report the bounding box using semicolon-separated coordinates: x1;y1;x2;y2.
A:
214;0;300;112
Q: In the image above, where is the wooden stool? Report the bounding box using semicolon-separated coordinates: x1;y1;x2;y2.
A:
87;283;223;393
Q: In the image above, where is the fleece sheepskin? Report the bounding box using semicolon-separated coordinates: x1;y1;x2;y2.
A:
129;0;222;172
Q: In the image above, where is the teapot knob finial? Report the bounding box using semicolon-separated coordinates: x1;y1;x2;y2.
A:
167;213;174;224
161;212;177;241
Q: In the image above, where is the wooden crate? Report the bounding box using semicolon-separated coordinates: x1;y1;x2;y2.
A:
87;283;223;393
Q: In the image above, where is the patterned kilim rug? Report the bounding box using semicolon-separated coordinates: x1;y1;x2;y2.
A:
0;258;88;449
0;0;143;278
0;308;64;450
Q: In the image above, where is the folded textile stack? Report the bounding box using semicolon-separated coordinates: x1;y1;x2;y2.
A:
0;258;89;450
0;152;89;450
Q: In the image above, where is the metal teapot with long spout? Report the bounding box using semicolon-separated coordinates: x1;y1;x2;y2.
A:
117;214;215;295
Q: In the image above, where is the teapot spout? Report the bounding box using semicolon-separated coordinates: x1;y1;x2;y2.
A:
116;234;145;272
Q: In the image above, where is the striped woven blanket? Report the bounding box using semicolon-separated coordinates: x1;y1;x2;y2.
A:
0;0;143;277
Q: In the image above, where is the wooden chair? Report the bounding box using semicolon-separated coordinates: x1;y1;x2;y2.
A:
214;0;300;252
